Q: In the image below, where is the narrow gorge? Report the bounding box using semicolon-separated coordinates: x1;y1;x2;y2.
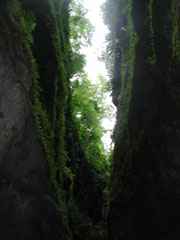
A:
0;1;180;240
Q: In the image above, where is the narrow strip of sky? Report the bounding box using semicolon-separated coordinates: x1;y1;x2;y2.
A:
81;0;109;82
81;0;116;151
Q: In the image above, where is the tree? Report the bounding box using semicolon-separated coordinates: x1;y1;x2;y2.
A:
69;0;94;75
71;74;110;173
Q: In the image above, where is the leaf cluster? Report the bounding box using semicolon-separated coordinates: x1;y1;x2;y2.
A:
71;74;110;173
69;0;94;75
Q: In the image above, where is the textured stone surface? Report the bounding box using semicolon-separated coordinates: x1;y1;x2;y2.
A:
108;1;180;239
0;5;67;240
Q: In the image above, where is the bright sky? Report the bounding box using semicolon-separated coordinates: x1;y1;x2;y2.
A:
81;0;108;81
81;0;116;151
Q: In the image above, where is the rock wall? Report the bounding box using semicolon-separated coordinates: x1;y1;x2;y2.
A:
0;1;106;239
108;0;180;239
0;0;68;239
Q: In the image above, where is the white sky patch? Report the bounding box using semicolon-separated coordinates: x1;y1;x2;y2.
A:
81;0;109;82
81;0;116;151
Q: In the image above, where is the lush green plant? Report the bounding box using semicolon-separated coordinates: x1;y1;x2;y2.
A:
71;74;110;173
69;0;112;175
69;0;94;75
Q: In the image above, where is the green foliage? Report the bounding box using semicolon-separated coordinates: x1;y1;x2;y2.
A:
69;0;94;75
70;0;93;50
23;12;36;45
71;74;110;173
69;0;112;176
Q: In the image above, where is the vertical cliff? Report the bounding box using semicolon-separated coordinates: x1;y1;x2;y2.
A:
0;0;74;239
107;0;180;239
0;0;108;239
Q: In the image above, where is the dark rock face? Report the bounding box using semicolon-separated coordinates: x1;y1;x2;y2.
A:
0;2;70;239
0;1;105;239
108;0;180;239
65;116;104;225
0;192;65;240
0;50;47;193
